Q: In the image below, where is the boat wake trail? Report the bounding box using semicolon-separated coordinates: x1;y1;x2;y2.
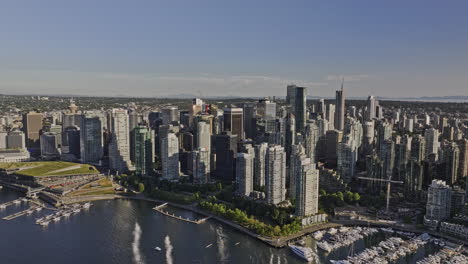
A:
216;227;229;261
164;235;174;264
132;222;144;264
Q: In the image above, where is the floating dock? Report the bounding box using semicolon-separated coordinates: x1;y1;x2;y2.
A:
0;198;27;209
3;206;40;220
153;203;211;224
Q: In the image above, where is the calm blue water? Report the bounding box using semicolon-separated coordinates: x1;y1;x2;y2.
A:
0;188;303;264
0;188;440;264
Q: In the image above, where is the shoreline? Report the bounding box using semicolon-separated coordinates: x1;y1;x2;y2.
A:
2;185;466;248
82;194;468;248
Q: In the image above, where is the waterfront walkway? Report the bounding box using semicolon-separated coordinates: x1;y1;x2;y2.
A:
152;203;211;224
117;195;340;247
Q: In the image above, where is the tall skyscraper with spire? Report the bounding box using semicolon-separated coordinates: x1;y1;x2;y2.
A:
334;80;345;131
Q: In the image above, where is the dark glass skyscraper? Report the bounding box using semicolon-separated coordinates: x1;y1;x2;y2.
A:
286;85;307;133
214;132;238;180
334;84;345;131
223;108;244;140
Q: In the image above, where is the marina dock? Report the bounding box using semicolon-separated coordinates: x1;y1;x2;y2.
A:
2;206;40;220
0;198;27;209
153;203;211;224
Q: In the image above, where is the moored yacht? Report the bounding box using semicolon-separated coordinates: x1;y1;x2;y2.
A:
316;241;332;253
289;245;315;262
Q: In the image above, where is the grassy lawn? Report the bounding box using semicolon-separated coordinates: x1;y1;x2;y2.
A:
81;178;113;189
68;178;114;197
73;188;115;196
47;166;99;176
0;161;99;177
0;162;39;169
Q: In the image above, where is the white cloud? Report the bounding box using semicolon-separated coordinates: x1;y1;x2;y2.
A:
0;69;330;97
326;74;370;82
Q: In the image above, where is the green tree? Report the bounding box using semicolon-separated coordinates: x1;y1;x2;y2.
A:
344;191;354;203
138;183;145;193
336;192;344;201
353;192;361;202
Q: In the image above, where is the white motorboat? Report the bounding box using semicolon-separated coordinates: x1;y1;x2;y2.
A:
205;243;213;248
313;231;323;240
316;241;332;253
154;247;161;251
328;228;338;235
381;227;394;233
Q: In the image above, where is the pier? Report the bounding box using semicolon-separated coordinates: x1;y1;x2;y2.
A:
3;206;40;220
153;204;211;224
0;198;26;209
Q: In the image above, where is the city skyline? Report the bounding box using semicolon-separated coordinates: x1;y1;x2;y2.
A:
1;1;468;98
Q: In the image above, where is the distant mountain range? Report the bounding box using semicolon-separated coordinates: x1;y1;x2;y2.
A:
1;92;468;102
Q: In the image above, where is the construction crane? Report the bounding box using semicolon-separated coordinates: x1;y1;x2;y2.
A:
357;176;403;212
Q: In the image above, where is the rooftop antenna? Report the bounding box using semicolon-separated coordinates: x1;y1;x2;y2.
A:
341;77;344;91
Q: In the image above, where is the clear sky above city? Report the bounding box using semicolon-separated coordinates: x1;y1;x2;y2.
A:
0;0;467;98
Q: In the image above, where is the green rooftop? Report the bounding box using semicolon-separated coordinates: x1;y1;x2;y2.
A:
0;161;99;177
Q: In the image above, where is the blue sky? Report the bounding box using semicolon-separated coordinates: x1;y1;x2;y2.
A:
0;0;467;97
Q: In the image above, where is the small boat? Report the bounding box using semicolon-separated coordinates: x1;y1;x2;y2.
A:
35;207;42;212
0;204;6;209
27;210;34;215
21;198;28;202
40;221;50;226
381;227;394;233
205;243;213;248
235;242;240;246
328;228;338;235
154;247;162;251
339;227;350;233
53;217;61;222
73;208;81;213
316;241;332;253
289;245;315;262
14;200;21;204
83;202;92;209
63;211;71;217
313;231;323;240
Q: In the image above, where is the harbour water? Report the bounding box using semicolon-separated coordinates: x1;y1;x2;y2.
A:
0;188;444;264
